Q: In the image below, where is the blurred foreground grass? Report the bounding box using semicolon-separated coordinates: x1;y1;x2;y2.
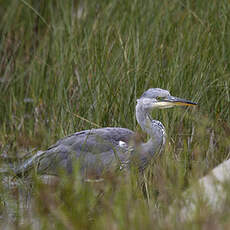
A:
0;0;230;229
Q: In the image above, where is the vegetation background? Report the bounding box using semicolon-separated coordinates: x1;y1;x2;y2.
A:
0;0;229;229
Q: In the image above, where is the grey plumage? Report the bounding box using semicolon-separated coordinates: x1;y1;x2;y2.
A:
15;88;197;178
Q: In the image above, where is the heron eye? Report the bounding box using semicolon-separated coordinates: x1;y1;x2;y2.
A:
156;96;165;101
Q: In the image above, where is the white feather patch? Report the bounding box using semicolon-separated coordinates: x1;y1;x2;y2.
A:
119;141;128;148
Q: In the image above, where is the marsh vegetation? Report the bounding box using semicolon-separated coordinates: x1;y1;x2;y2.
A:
0;0;230;229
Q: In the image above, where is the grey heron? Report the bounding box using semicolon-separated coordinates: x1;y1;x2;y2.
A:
15;88;197;178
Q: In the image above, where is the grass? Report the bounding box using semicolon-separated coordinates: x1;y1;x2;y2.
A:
0;0;230;229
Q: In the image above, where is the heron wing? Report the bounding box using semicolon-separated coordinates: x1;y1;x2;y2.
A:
49;127;134;153
17;127;134;177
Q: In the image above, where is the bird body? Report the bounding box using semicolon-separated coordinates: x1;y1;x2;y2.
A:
15;88;197;178
16;127;134;177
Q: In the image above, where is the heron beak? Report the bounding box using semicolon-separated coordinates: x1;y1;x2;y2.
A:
162;95;197;107
153;96;197;109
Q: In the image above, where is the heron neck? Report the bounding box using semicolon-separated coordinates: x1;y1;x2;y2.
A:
135;103;165;155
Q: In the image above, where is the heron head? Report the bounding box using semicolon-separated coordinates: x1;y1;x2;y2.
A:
137;88;197;110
